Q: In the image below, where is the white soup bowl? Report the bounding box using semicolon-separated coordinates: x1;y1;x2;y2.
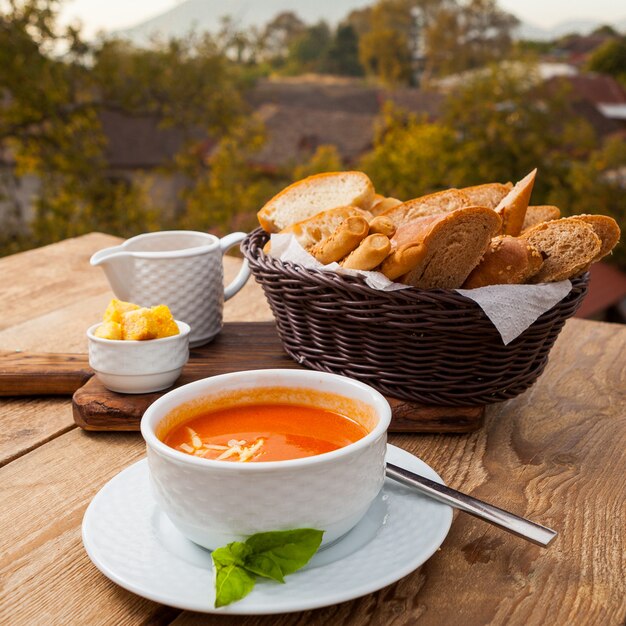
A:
140;369;391;550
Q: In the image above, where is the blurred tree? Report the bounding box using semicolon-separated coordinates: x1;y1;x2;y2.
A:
179;118;285;235
441;65;596;195
586;38;626;85
293;145;344;180
0;1;251;253
323;25;363;76
548;135;626;269
260;11;306;67
360;103;461;198
284;22;332;74
358;1;415;85
424;0;518;78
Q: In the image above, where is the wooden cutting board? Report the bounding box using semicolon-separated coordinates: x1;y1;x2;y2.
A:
1;322;484;433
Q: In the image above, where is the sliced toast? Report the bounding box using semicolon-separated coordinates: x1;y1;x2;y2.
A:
394;207;502;289
520;218;601;282
571;214;620;262
258;171;375;233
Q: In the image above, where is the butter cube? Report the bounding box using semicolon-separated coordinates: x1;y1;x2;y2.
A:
103;299;140;324
121;308;158;341
150;304;180;338
94;321;123;340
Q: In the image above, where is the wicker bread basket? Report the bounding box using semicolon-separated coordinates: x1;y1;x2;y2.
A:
242;228;589;406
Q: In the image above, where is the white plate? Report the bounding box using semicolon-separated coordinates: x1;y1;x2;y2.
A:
82;444;453;615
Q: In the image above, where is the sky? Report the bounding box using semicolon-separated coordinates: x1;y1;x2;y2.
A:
58;0;625;39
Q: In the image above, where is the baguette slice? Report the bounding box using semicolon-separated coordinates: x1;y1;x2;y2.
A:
571;214;620;262
258;171;375;232
276;206;371;251
520;218;601;282
494;169;537;236
382;189;470;227
463;236;544;288
521;205;561;233
395;207;502;289
461;182;513;209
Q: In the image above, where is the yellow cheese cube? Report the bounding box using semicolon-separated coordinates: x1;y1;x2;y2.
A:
103;299;140;324
121;308;158;341
94;321;123;340
150;304;180;338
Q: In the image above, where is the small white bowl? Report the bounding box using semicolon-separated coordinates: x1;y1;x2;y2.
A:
87;321;190;394
141;369;392;550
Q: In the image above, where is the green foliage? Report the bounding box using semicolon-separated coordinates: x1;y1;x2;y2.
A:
358;0;414;85
292;145;345;180
586;38;626;85
424;0;518;78
324;25;363;76
179;118;285;235
360;103;460;197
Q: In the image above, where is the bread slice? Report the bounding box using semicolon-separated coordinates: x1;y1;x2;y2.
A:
494;169;537;236
276;206;371;250
570;214;620;261
463;236;544;288
382;189;470;227
258;171;375;232
520;218;601;282
461;182;513;209
521;205;561;233
395;207;502;289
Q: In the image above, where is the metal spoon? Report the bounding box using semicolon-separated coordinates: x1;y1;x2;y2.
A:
385;463;557;547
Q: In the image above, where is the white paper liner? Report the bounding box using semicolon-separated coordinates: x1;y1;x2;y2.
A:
268;234;573;345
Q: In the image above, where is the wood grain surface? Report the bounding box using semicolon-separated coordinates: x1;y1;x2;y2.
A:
1;233;625;626
71;322;484;433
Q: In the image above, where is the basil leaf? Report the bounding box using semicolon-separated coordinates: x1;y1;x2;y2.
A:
244;529;324;577
244;552;285;583
213;562;256;608
211;541;251;567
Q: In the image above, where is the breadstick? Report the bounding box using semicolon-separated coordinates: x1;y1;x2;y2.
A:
368;216;396;238
341;234;391;270
309;216;369;264
380;245;425;280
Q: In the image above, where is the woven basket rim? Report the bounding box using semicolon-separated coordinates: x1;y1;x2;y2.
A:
242;226;587;307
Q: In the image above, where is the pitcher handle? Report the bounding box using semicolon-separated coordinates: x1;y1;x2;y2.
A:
220;232;251;301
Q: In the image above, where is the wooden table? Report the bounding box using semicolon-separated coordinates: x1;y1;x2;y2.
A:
1;233;625;626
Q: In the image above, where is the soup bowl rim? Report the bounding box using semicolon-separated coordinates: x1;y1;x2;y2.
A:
141;368;391;471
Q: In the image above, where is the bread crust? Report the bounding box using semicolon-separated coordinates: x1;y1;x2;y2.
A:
521;218;601;282
309;216;369;264
382;189;470;226
389;207;502;289
521;205;561;233
462;236;544;288
461;182;513;209
257;171;375;232
341;234;392;270
570;214;620;261
495;169;537;236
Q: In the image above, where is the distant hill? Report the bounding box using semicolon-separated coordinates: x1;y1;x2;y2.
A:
114;0;626;45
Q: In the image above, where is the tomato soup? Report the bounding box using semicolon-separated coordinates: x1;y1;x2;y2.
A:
163;403;368;462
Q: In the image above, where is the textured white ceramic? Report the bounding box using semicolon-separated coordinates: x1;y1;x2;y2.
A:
87;321;190;394
82;446;453;614
140;369;392;549
90;231;250;347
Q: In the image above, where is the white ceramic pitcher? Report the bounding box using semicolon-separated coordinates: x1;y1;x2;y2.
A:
91;231;250;347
